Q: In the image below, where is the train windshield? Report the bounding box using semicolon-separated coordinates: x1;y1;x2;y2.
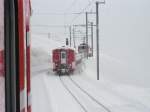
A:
0;0;5;111
61;51;67;64
61;52;66;59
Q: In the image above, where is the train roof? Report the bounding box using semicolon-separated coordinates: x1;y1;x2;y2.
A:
53;46;75;51
79;43;88;46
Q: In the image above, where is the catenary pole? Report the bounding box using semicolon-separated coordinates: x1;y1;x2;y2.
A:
86;12;88;58
96;1;105;80
96;2;99;80
73;27;76;49
69;26;72;47
91;22;93;57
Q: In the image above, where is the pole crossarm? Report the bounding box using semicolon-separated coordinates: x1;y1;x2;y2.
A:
87;12;96;14
96;0;105;4
73;24;96;27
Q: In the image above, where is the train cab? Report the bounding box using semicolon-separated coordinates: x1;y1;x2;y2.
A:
52;46;75;74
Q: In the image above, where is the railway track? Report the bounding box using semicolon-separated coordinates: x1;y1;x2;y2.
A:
59;75;88;112
59;75;111;112
69;76;111;112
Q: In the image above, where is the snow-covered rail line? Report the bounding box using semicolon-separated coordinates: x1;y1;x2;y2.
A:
69;76;111;112
59;75;88;112
59;75;111;112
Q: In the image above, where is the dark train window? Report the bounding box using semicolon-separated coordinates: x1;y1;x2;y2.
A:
61;52;66;59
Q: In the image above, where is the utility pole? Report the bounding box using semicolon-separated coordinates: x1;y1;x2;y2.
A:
86;12;88;58
48;33;51;39
83;36;86;43
73;27;76;49
69;26;72;47
96;1;105;80
91;22;93;57
96;2;99;80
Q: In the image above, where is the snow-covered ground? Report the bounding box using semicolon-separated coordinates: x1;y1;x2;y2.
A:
31;36;150;112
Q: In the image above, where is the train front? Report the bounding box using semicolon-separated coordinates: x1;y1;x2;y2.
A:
52;47;75;75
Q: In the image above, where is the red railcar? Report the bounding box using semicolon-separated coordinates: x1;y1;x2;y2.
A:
78;43;92;57
52;47;76;74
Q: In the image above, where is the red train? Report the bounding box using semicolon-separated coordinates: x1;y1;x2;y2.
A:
52;46;76;74
0;0;31;112
78;43;92;57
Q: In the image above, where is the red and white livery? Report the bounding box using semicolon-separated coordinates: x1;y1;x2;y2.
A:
52;46;76;74
0;0;31;112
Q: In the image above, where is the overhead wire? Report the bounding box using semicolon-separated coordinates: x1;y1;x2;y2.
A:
69;0;95;25
33;12;84;16
31;24;70;28
32;0;96;43
33;0;79;16
65;0;78;12
63;0;79;36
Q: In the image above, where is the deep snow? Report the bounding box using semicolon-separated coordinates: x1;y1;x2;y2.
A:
31;35;150;112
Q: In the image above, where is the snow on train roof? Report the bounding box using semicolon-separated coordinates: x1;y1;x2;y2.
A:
53;46;78;53
53;46;75;51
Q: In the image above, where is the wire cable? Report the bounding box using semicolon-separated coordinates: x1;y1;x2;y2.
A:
65;0;78;12
33;12;84;16
69;0;95;25
31;24;70;28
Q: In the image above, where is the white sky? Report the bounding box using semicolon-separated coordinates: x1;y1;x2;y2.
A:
31;0;150;39
31;0;101;37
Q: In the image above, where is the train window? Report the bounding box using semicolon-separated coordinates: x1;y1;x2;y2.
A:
82;46;85;49
61;51;67;64
0;0;5;111
61;52;66;59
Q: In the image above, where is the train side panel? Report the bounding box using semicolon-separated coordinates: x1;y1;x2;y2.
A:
25;0;31;111
52;49;60;71
0;48;4;76
0;50;4;112
18;0;31;111
0;0;5;111
67;49;75;71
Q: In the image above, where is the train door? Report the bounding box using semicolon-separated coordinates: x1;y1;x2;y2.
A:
0;0;5;111
61;50;67;64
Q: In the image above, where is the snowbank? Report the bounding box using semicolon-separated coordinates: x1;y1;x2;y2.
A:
31;48;50;67
83;54;150;88
73;58;150;111
31;35;63;74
